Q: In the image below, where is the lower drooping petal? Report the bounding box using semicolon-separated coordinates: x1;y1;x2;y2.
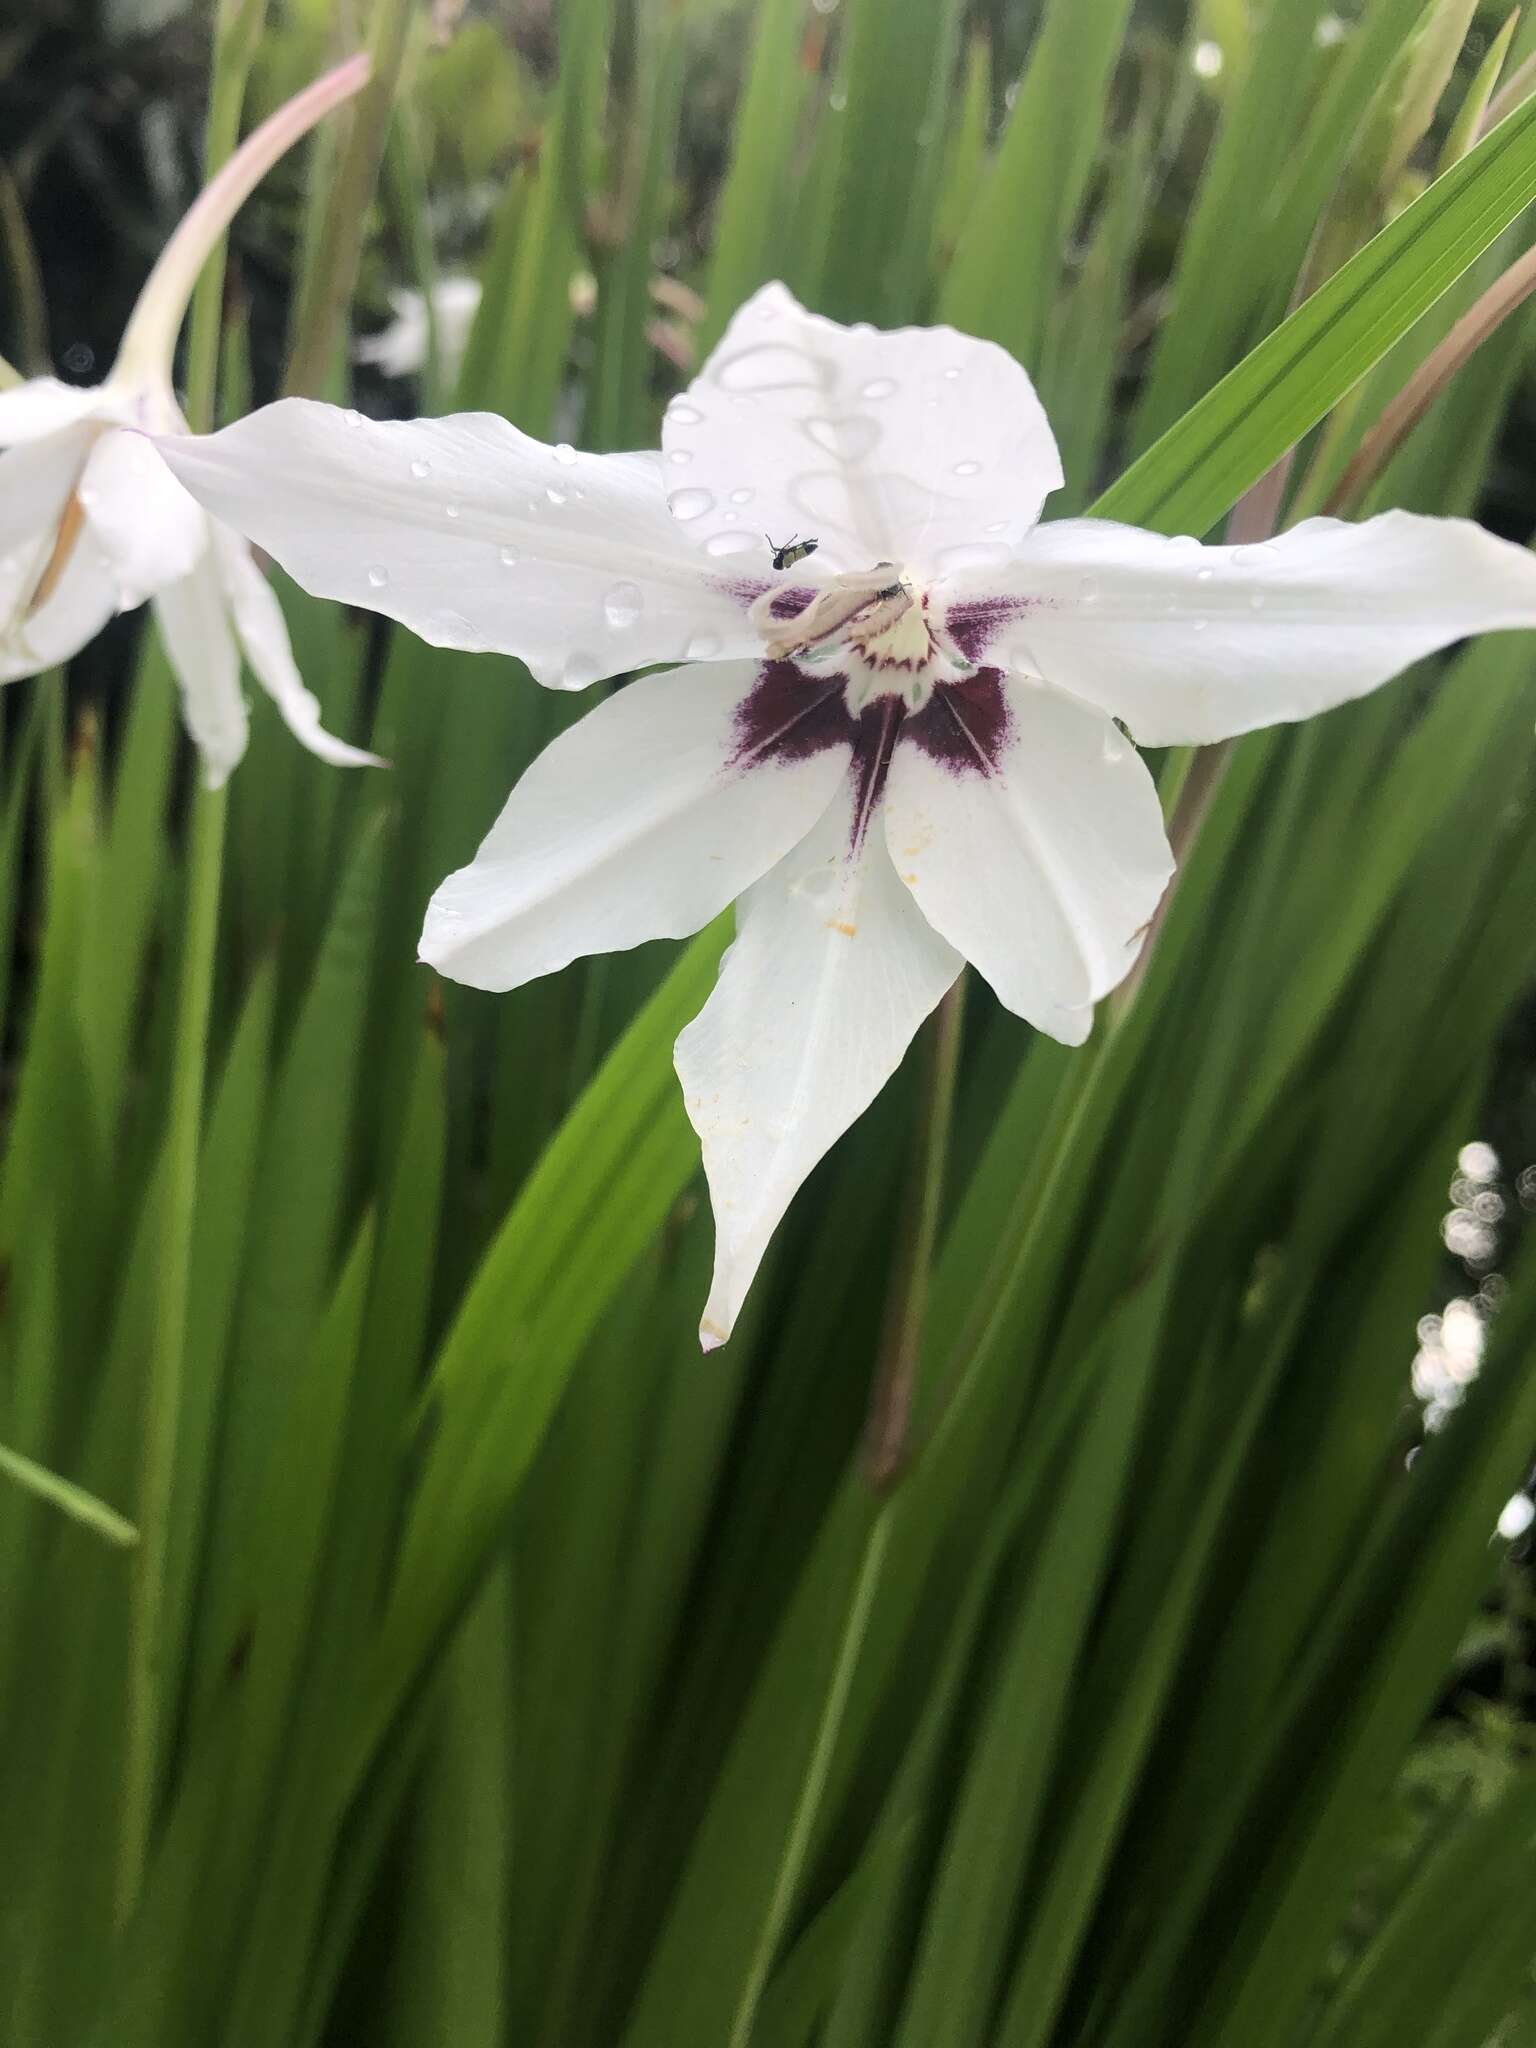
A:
210;526;384;770
677;781;962;1349
966;512;1536;747
884;677;1173;1042
156;401;761;688
420;660;851;992
152;550;249;786
0;427;97;657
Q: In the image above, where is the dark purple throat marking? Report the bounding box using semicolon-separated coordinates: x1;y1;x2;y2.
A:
730;663;1013;854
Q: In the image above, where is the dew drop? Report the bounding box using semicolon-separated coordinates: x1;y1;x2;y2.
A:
546;485;567;506
943;365;963;381
668;486;716;522
343;408;363;428
499;545;518;568
410;458;431;479
603;581;644;629
730;487;755;505
553;442;578;465
704;530;760;558
795;864;838;900
952;459;983;477
668;448;693;467
829;87;848;111
685;630;722;661
444;503;461;520
366;564;389;589
1231;542;1278;568
1102;728;1128;765
666;401;703;426
1167;533;1200;554
860;376;898;400
1078;574;1100;604
1195;565;1214;583
1191;616;1209;634
1248;591;1265;611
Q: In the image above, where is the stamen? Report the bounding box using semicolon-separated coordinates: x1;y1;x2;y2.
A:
753;565;914;662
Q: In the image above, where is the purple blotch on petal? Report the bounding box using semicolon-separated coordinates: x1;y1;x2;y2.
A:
944;596;1032;666
905;668;1011;777
731;659;854;770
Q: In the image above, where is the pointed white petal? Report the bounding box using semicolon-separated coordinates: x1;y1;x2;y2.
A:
664;280;1063;580
152;554;248;788
885;680;1172;1042
80;429;207;610
677;783;962;1348
0;377;106;446
976;511;1536;747
211;525;383;770
156;401;760;687
422;659;849;991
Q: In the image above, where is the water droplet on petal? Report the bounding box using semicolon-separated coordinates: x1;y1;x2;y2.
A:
444;503;460;520
1248;591;1265;612
410;458;431;479
668;448;693;467
669;487;716;521
952;459;983;477
553;442;578;465
943;365;963;380
499;545;518;568
860;376;898;400
666;400;703;426
344;409;363;428
546;485;567;506
1231;542;1278;568
1102;728;1128;764
730;487;755;505
1195;565;1214;582
603;581;644;629
685;631;722;661
1167;533;1200;554
1078;575;1100;604
1191;616;1209;634
704;530;760;558
366;564;389;589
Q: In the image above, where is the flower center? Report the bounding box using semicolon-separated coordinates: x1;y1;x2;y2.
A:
748;563;971;712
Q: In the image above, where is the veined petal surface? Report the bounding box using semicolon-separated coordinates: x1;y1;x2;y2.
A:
884;678;1173;1041
420;660;850;992
157;401;760;688
677;782;962;1348
663;281;1063;579
975;511;1536;746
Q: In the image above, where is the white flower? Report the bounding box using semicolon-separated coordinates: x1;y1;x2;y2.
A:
0;57;380;786
354;276;484;382
157;282;1536;1343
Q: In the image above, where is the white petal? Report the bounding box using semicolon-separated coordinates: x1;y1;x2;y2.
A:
210;524;383;770
677;783;962;1348
0;377;107;445
884;680;1172;1042
0;425;97;648
152;553;248;788
156;400;760;688
979;511;1536;747
664;281;1063;580
421;659;849;990
80;429;207;610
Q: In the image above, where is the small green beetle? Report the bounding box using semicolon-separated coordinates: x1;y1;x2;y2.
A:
767;532;820;571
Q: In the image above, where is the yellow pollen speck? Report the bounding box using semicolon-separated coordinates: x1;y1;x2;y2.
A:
701;1317;728;1340
828;918;858;937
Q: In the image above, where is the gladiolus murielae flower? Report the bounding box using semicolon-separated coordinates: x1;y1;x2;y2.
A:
0;56;380;786
159;282;1536;1343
